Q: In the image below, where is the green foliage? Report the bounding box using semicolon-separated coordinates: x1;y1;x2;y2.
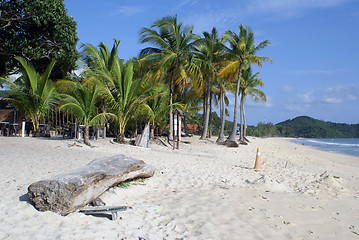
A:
247;116;359;138
276;116;359;138
5;57;57;131
0;90;10;97
116;178;146;188
0;0;79;78
185;111;233;136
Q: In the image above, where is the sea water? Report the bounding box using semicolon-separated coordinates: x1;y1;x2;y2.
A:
292;138;359;158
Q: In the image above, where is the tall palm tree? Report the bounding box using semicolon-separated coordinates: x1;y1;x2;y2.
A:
219;25;271;143
5;57;57;133
57;79;114;146
213;76;232;143
239;66;266;141
139;15;199;140
193;27;225;140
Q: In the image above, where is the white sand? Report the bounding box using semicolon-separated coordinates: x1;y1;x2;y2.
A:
0;136;358;239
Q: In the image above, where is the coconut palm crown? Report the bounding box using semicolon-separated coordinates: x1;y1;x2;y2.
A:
139;15;200;139
219;24;271;142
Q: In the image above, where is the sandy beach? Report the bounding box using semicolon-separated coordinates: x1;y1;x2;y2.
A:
0;136;358;239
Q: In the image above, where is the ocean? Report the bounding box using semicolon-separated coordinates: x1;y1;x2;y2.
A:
292;138;359;158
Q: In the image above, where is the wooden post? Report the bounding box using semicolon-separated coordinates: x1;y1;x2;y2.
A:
177;112;180;150
173;111;175;150
22;119;25;137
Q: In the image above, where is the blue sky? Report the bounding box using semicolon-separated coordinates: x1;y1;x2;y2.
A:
63;0;359;125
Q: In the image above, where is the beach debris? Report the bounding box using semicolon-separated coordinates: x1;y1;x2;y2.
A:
27;154;155;216
89;197;106;207
67;143;82;148
254;148;264;171
79;205;127;220
135;122;150;148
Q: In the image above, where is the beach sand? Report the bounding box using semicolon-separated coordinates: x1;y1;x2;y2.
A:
0;136;358;239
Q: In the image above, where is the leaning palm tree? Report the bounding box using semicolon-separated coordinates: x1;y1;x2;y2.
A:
139;15;199;140
57;79;114;146
239;66;266;142
5;57;57;133
219;25;271;143
193;27;225;140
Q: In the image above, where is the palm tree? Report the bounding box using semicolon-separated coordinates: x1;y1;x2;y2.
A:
239;66;266;142
192;27;225;140
101;59;155;143
5;57;57;133
144;84;169;139
219;25;271;143
81;39;121;73
57;79;114;146
139;15;199;140
214;76;232;143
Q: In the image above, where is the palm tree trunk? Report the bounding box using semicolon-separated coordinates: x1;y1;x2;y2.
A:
243;104;248;140
200;78;211;139
216;90;226;143
169;75;174;141
150;122;155;140
84;125;91;146
239;91;244;142
209;92;212;138
227;62;243;142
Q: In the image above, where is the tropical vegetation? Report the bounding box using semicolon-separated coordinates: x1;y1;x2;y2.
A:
1;11;274;146
0;0;79;79
247;116;359;138
4;57;57;133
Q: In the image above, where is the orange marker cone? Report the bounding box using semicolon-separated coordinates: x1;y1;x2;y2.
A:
254;148;263;171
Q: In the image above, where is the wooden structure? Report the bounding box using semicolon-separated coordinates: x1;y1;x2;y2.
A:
172;109;183;150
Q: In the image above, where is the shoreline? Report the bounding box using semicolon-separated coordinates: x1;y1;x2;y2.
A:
290;137;359;158
0;136;358;239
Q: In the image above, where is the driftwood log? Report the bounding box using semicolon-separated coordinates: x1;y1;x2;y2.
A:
27;154;155;216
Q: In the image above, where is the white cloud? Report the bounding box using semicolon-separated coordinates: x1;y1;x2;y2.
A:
283;83;359;112
248;0;349;12
182;0;352;32
281;86;296;94
322;84;359;103
247;96;273;108
111;6;144;17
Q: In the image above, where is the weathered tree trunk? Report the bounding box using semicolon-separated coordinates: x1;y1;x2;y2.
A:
28;155;155;216
200;79;211;140
169;75;174;141
216;90;226;143
227;63;243;143
209;92;213;138
239;91;245;142
243;103;248;141
150;122;155;140
84;125;91;146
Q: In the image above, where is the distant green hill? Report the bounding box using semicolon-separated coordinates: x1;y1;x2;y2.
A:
275;116;359;138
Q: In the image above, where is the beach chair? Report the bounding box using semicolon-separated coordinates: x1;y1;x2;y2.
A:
78;206;127;220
